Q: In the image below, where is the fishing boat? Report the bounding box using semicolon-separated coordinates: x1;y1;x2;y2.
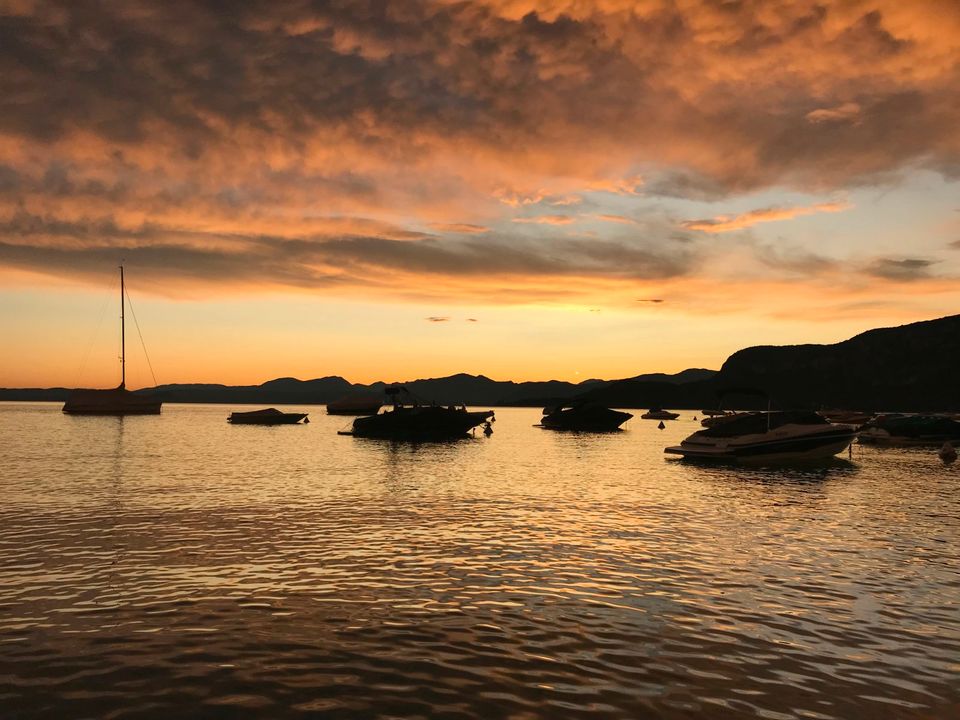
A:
62;266;162;416
326;395;383;416
665;411;856;463
857;414;960;446
538;403;632;432
228;408;308;425
641;408;680;420
339;386;493;440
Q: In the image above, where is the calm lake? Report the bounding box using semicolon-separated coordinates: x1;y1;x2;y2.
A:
1;403;958;719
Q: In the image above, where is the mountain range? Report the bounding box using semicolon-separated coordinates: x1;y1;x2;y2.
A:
2;315;958;411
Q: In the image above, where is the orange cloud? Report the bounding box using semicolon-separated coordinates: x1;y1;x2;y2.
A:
681;202;852;233
592;214;638;225
806;102;862;124
429;223;491;234
512;215;578;225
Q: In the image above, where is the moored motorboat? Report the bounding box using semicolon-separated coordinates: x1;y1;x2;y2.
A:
641;408;680;420
326;395;383;416
228;408;308;425
818;409;873;426
538;403;632;432
665;411;856;463
339;387;493;440
857;414;960;446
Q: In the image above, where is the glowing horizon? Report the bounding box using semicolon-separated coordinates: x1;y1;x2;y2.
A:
2;1;959;388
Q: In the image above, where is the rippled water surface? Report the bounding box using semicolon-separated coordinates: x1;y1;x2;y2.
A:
1;403;958;719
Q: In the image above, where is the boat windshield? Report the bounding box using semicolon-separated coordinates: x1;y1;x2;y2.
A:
698;411;829;438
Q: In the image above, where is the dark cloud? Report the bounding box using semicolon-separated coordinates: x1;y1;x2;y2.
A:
1;0;958;304
0;211;694;293
1;1;958;192
426;316;450;322
637;298;664;303
865;257;938;281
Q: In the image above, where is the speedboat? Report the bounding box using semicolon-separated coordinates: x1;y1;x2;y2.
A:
538;403;632;432
641;408;680;420
228;408;308;425
326;395;383;416
339;386;493;440
858;414;960;446
665;411;856;463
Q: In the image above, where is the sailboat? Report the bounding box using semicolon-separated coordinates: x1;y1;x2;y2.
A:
62;266;163;415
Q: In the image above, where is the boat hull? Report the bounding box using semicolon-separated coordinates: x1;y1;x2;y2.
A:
539;407;632;432
63;388;162;416
228;409;307;425
641;411;680;420
228;415;307;425
665;425;856;464
345;407;494;440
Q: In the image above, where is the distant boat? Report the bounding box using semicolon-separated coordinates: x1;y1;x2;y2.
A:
665;411;856;463
62;266;162;416
641;408;679;420
326;395;383;416
339;386;493;440
818;409;873;426
538;403;632;432
228;408;308;425
858;414;960;446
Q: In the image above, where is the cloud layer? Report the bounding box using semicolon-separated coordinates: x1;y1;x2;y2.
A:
1;0;959;308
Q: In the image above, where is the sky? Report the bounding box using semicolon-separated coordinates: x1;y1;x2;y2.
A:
1;0;959;388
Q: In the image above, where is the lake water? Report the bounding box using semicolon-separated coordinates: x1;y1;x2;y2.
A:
1;402;958;719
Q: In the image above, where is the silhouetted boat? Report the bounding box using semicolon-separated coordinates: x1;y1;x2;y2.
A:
339;386;493;440
538;403;632;432
641;408;679;420
326;395;383;415
228;408;308;425
858;414;960;446
63;265;162;416
701;409;731;417
818;409;873;426
665;411;856;463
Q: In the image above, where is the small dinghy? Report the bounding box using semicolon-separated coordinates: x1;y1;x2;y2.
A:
228;408;308;425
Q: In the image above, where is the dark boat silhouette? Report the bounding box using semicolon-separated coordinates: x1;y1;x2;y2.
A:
340;386;493;440
858;414;960;445
665;411;856;463
538;402;632;432
641;408;680;420
228;408;308;425
326;395;383;416
63;265;162;416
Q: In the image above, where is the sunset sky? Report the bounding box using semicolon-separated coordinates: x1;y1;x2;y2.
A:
2;0;959;388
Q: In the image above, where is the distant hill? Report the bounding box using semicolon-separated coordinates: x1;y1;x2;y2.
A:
576;315;960;411
0;369;712;406
2;315;957;410
713;314;960;411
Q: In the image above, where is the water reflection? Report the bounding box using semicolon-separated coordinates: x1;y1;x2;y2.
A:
0;404;957;719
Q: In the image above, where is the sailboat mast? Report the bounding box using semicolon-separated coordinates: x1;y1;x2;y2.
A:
120;264;125;390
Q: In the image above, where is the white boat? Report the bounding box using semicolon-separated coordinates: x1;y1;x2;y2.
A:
665;411;856;463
